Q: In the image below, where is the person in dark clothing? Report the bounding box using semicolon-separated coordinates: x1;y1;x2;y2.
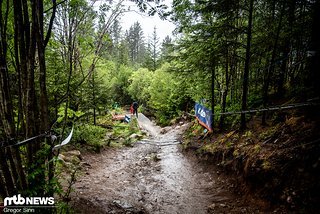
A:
132;101;139;118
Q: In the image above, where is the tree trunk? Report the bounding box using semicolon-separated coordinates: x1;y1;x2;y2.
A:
277;0;296;97
219;48;229;129
6;149;19;187
11;147;28;190
92;68;97;125
0;0;21;197
0;167;7;198
36;1;50;134
240;0;254;130
262;3;285;125
309;0;320;96
0;149;15;196
211;62;215;130
0;0;15;139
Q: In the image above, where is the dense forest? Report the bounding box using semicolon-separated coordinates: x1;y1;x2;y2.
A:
0;0;319;211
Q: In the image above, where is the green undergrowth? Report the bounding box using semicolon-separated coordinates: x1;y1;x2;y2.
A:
182;112;320;212
72;124;106;152
109;117;143;147
68;113;143;152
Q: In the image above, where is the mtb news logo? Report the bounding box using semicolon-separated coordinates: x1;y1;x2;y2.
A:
1;194;55;213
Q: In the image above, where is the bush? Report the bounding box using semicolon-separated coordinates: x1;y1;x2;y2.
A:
96;114;113;128
154;112;171;126
72;124;106;152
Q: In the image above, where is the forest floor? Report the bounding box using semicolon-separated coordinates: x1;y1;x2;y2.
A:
69;113;288;213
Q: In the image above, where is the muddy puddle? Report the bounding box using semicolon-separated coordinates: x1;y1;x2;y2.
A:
71;114;283;213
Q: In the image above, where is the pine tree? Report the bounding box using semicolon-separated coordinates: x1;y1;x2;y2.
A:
126;22;145;65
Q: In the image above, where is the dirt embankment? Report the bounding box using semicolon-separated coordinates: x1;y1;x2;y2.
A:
183;112;320;213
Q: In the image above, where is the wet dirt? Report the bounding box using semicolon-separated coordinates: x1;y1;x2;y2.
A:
71;114;282;213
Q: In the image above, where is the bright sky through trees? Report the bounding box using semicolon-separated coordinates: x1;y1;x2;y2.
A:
94;0;175;41
121;0;175;41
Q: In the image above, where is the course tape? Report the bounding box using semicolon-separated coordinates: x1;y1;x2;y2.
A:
214;102;319;116
1;128;73;149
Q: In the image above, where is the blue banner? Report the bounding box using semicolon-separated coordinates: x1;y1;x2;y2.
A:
195;103;213;131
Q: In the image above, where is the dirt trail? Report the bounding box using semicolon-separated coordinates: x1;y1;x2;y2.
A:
71;114;279;213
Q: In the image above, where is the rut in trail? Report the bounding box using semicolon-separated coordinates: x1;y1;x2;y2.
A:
71;113;270;214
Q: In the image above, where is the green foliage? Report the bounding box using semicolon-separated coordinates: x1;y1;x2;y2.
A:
126;22;146;65
248;92;263;108
262;160;272;170
72;124;107;152
127;68;153;102
107;63;134;105
167;0;318;130
129;117;140;134
126;63;191;125
253;144;261;154
57;105;85;123
96;114;114;127
24;144;51;196
182;121;205;148
148;63;186;125
243;131;253;138
21;144;64;199
225;141;234;148
259;124;281;140
110;118;142;147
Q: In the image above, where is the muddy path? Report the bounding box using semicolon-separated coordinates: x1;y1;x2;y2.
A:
70;114;280;213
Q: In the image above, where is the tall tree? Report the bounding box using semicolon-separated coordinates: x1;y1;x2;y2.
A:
149;26;160;71
110;19;122;58
309;0;320;96
240;0;254;130
126;22;145;65
0;0;57;197
159;35;172;62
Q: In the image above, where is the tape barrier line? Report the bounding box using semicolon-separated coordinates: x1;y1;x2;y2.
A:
216;102;319;116
53;127;74;150
1;127;73;149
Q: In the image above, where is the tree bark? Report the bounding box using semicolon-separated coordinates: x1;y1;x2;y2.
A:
0;0;15;140
92;68;97;125
240;0;254;130
0;149;15;197
0;167;7;198
211;59;215;131
36;0;50;134
277;0;296;97
262;2;285;125
309;0;320;96
1;0;28;196
219;47;230;129
6;148;21;190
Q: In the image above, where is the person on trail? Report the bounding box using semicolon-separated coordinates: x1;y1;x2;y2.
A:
130;104;134;114
132;101;139;118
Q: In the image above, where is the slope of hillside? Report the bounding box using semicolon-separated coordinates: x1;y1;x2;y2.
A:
182;109;320;212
